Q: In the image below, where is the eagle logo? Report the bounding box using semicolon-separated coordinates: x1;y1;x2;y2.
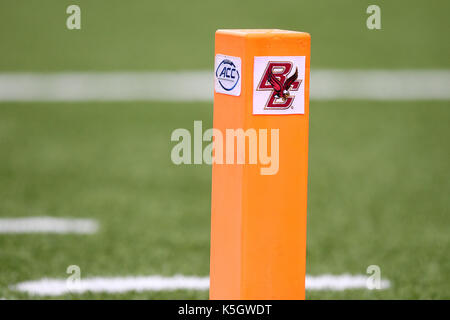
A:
268;67;298;101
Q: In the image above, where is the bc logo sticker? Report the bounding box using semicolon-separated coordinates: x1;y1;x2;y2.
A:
253;56;305;115
215;54;241;96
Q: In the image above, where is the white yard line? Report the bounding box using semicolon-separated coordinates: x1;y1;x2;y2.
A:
312;70;450;100
0;70;448;101
305;274;390;291
12;274;390;296
0;72;211;102
0;217;99;234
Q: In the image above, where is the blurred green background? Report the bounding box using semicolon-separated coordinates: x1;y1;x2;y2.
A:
0;0;449;299
1;0;449;70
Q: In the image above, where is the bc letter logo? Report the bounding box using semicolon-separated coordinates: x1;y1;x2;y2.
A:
214;54;241;96
253;56;306;115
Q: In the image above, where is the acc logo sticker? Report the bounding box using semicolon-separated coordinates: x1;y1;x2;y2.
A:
214;54;241;96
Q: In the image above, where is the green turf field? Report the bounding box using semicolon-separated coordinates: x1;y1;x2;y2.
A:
1;0;449;71
0;0;449;299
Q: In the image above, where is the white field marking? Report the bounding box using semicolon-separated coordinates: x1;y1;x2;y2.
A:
0;217;99;234
0;72;212;102
12;274;390;296
305;274;390;291
0;70;448;101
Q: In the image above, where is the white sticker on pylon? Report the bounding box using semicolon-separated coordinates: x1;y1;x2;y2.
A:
214;54;241;96
253;56;305;115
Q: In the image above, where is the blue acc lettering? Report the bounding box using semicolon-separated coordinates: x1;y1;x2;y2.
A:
216;59;240;91
219;66;237;79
